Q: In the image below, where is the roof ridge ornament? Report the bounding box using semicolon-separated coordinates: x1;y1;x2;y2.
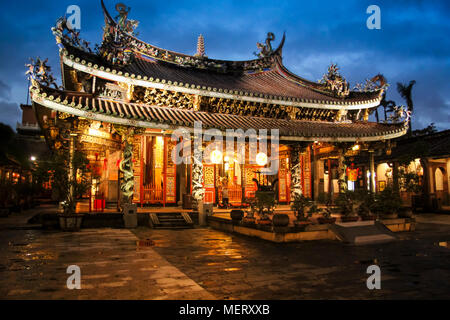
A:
254;32;275;58
354;73;389;92
319;63;350;98
114;3;139;36
52;17;93;53
98;2;139;66
26;57;61;89
384;105;411;125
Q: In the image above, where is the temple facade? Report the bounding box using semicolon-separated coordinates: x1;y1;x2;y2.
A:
28;1;410;211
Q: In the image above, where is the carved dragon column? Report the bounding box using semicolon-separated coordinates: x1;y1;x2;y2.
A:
114;125;144;209
191;133;204;211
290;144;303;202
336;144;349;193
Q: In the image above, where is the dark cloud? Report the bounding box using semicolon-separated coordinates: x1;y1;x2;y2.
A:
0;100;21;129
0;80;11;100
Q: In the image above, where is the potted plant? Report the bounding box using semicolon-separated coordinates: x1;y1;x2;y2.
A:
336;191;359;222
317;201;337;224
353;190;377;221
255;190;275;225
398;167;421;214
35;149;90;231
243;197;257;225
372;186;402;219
59;150;90;231
291;194;312;228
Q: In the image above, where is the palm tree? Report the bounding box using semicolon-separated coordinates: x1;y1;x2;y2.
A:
397;80;416;135
379;92;396;122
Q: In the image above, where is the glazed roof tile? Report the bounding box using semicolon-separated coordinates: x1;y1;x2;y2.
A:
31;85;406;141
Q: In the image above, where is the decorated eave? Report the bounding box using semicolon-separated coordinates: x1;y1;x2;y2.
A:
52;1;385;112
29;83;408;142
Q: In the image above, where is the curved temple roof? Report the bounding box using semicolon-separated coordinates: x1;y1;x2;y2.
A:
53;1;384;110
29;84;407;142
29;1;407;143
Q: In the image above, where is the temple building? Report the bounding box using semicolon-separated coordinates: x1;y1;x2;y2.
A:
27;1;410;211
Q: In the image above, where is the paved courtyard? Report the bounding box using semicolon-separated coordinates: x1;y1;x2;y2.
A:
1;206;450;299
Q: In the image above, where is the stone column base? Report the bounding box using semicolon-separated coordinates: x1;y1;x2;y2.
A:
122;203;137;228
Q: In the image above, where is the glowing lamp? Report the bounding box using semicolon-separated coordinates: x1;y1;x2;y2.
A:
210;149;223;164
352;144;360;151
256;152;268;166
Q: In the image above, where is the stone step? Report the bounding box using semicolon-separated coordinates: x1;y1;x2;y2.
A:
149;212;194;229
330;221;396;245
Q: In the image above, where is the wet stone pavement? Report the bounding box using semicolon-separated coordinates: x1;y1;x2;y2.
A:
1;207;450;299
0;207;213;300
133;223;450;299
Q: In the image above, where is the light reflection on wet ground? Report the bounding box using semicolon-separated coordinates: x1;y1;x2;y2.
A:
133;223;450;299
2;207;450;299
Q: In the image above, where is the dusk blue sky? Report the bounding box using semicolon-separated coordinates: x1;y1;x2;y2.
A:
0;0;449;131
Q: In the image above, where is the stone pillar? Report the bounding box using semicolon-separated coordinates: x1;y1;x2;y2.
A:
290;144;303;201
393;161;399;193
428;164;435;194
369;150;376;193
313;156;321;201
420;158;430;209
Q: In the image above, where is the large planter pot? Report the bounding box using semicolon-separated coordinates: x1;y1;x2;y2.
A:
317;217;336;224
341;216;359;223
230;209;244;221
58;214;84;231
272;213;290;227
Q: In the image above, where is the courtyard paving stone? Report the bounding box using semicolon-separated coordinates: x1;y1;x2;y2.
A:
0;208;214;300
1;207;450;299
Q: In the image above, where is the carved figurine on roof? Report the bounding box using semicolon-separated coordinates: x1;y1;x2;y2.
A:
354;73;389;92
26;57;60;89
98;1;139;66
254;32;275;58
115;3;139;35
52;17;92;53
319;63;350;98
